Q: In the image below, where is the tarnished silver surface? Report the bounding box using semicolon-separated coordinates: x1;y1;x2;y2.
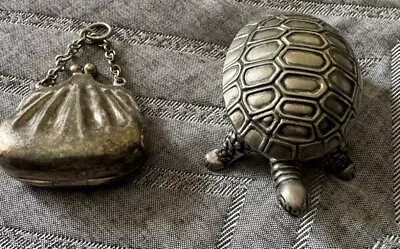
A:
36;22;126;89
0;23;145;187
0;64;145;186
206;13;361;217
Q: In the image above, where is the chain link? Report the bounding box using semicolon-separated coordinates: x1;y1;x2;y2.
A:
98;39;126;86
36;37;87;89
36;23;126;89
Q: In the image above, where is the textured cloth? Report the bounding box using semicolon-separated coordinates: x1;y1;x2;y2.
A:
0;0;398;248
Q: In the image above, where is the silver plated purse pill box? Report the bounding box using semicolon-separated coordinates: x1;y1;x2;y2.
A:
0;23;145;187
205;13;362;217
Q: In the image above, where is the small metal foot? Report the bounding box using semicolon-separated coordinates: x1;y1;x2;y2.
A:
205;131;246;171
271;161;308;217
328;144;355;181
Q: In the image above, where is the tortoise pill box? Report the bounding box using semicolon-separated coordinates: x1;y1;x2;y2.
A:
206;13;361;217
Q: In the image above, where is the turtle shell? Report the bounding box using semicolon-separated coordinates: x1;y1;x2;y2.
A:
223;14;361;161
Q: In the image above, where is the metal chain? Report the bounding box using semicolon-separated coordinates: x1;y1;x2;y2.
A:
97;39;126;86
35;22;126;89
35;37;87;88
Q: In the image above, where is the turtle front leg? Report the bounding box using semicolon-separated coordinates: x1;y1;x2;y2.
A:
271;160;308;217
205;131;247;171
327;143;355;181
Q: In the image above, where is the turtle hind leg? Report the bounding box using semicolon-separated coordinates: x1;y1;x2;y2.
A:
328;143;355;181
271;160;308;217
205;131;247;171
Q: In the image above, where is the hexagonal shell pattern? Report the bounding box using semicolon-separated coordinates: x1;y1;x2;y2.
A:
277;46;331;73
252;110;280;134
274;119;316;144
324;67;357;102
242;86;281;115
248;27;287;44
223;63;241;88
264;138;297;161
240;62;281;89
243;40;284;63
227;104;250;134
241;122;269;152
223;82;241;109
282;31;328;49
326;47;357;77
222;13;361;161
276;97;321;122
276;70;328;98
282;19;323;32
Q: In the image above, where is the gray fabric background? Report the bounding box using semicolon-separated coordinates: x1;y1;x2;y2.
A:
0;0;398;248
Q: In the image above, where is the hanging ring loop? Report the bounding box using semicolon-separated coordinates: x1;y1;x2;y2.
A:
80;22;112;41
